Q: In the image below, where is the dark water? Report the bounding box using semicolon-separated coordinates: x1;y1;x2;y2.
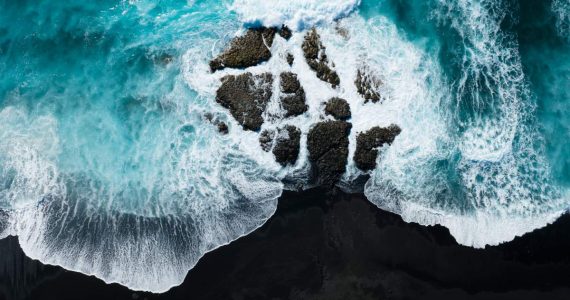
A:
2;189;570;300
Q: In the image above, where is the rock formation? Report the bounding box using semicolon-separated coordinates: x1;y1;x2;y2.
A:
355;68;382;103
216;72;273;131
354;125;401;171
259;126;301;166
210;28;277;72
307;121;352;186
302;29;340;88
280;72;308;117
324;97;351;120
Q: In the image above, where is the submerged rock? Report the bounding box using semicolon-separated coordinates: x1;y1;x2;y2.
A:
279;25;292;40
217;122;229;134
216;72;273;131
302;29;340;88
280;72;308;117
307;121;352;187
204;113;229;135
354;125;401;171
210;28;277;72
286;53;294;66
259;126;301;166
324;97;351;120
355;68;382;103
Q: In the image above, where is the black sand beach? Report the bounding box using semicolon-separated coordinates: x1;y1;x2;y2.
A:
2;189;570;300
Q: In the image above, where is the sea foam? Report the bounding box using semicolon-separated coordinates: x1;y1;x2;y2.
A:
229;0;361;30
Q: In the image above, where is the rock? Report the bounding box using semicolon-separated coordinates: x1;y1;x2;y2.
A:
280;72;301;93
280;72;308;117
286;53;294;66
335;24;349;39
355;68;381;103
259;129;275;152
217;122;229;134
210;27;277;72
279;25;292;40
216;72;273;131
273;126;301;166
354;125;401;171
302;29;340;88
307;121;352;186
259;126;301;166
324;97;351;120
204;112;214;122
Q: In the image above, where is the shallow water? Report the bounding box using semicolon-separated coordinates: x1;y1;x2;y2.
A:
0;0;568;292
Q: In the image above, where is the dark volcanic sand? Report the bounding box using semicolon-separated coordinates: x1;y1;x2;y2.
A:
2;189;570;300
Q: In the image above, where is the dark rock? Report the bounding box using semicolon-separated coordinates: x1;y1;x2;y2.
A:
217;122;229;134
280;72;308;117
204;112;214;122
279;25;292;40
210;28;277;72
259;126;301;166
302;29;340;88
280;72;301;93
286;53;294;66
335;24;349;39
354;125;401;171
307;121;352;187
216;72;273;131
355;68;381;103
259;129;275;152
273;126;301;166
324;97;351;120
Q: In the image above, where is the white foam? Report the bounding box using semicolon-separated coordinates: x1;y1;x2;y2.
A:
552;0;570;41
360;0;568;247
230;0;361;30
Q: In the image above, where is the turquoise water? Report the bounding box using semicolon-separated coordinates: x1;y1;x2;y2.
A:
0;0;568;292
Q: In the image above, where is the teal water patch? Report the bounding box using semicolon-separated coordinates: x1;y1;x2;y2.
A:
0;0;283;292
517;0;570;188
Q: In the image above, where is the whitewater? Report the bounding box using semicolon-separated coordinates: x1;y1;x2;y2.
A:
0;0;568;293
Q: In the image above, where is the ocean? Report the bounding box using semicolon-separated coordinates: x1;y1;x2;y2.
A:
0;0;568;293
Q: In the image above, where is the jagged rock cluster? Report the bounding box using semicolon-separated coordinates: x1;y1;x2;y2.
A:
280;72;308;117
355;68;382;103
301;29;340;88
259;126;301;166
209;25;400;188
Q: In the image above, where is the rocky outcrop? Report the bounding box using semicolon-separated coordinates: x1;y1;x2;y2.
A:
354;125;401;171
280;72;308;117
307;121;352;186
259;126;301;166
216;72;273;131
210;28;277;72
324;97;351;120
355;68;382;103
302;29;340;88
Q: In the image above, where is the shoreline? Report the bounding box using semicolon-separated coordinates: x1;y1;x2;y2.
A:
2;188;570;299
